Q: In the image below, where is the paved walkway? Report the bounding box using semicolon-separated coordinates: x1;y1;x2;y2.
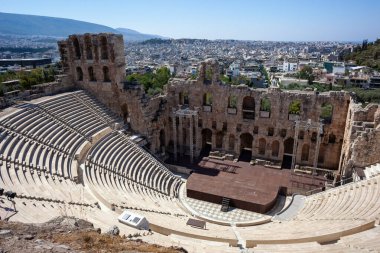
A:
272;194;305;221
179;184;271;224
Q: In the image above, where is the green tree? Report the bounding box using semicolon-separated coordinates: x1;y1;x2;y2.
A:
289;100;301;114
125;67;171;96
298;66;314;85
260;97;271;112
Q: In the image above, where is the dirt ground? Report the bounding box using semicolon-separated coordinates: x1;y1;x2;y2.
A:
0;216;187;253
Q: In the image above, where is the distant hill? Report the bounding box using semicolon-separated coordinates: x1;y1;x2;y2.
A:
344;39;380;71
116;28;168;42
0;12;165;42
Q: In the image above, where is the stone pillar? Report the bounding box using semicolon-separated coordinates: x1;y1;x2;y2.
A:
172;113;177;161
194;113;200;157
189;115;194;163
178;115;183;156
223;134;229;151
313;123;322;171
291;121;300;170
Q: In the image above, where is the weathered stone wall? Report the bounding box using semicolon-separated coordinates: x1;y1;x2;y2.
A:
160;60;350;170
58;33;126;115
59;34;378;174
58;33;169;148
339;102;380;176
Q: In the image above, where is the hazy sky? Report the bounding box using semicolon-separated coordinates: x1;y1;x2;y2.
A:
1;0;379;41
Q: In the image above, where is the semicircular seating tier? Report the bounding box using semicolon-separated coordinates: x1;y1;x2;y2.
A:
84;131;183;197
1;90;380;252
0;90;120;180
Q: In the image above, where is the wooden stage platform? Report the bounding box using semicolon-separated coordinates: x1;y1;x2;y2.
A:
186;158;291;213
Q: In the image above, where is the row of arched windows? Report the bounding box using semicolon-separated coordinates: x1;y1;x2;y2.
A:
76;66;110;82
199;93;333;123
72;36;109;60
203;130;317;161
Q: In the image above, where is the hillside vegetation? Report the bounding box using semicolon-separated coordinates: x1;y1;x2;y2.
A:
345;39;380;71
125;67;171;96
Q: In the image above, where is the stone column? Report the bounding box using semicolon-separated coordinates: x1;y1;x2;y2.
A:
172;113;177;160
194;113;200;157
189;115;194;163
291;121;300;170
178;115;183;157
313;123;322;171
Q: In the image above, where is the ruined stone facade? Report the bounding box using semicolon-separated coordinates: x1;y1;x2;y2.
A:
58;33;125;114
340;102;380;176
58;33;380;177
163;59;350;171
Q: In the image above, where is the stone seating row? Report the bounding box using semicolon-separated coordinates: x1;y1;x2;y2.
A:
0;90;127;182
84;162;183;215
0;132;75;179
71;92;117;125
0;160;88;204
41;91;119;129
294;175;380;221
75;91;120;123
38;102;107;138
85;131;183;197
245;225;380;252
364;163;380;179
238;219;374;247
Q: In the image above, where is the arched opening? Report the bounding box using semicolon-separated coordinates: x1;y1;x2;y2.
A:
288;100;301;118
228;134;235;151
88;67;96;81
84;35;93;60
320;103;333;124
260;97;271;118
76;67;83;81
282;137;294;169
121;103;129;124
72;37;81;59
311;132;317;142
100;36;108;60
179;92;183;105
239;133;253;161
159;129;165;152
329;133;336;143
179;92;189;105
103;66;111;82
242;96;255;119
272;140;279;157
201;128;212;156
228;95;237;108
284;137;294;154
203;93;212;106
258;138;266;155
216;131;224;149
183;92;189;105
301;144;310;162
204;65;212;84
318;144;326;164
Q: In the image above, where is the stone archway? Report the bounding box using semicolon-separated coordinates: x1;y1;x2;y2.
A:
282;137;294;169
201;128;212;156
159;129;165;148
242;96;255;119
272;140;280;157
216;131;224;149
72;36;81;59
239;133;253;161
258;138;266;155
121;103;129;124
284;137;294;154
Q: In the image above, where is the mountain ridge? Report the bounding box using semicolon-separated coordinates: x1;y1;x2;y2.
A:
0;12;165;41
